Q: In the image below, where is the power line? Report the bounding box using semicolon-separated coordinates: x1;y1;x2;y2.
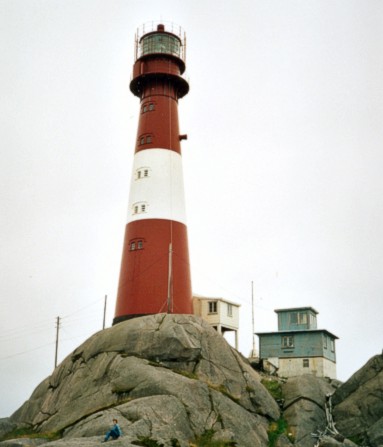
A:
61;297;105;320
0;295;111;370
0;320;53;339
0;341;55;363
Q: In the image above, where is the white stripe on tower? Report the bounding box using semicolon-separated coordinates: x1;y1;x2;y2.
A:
128;148;186;224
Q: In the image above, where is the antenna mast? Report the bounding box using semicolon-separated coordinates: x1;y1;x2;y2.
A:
167;243;173;313
54;316;60;369
103;295;107;329
251;281;256;357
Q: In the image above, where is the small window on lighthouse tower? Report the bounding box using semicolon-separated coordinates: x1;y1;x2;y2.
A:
130;242;136;251
136;167;150;180
146;135;152;144
133;202;148;215
137;240;143;249
141;103;155;113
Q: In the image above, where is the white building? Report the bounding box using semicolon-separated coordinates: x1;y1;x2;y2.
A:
192;295;240;349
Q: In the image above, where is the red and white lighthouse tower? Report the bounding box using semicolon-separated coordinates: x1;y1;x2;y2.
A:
113;23;192;324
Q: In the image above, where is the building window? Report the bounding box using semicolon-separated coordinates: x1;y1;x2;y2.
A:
130;239;144;251
282;336;294;348
303;359;309;368
136;168;150;180
208;301;217;314
330;339;335;352
133;202;148;215
227;303;233;317
142;103;155;113
139;135;153;145
290;312;307;325
324;335;328;349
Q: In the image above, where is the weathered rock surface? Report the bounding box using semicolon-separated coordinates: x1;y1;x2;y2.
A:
333;355;383;446
270;354;383;447
367;416;383;447
332;354;383;446
282;353;383;447
4;314;279;447
282;375;340;447
0;440;48;447
0;420;16;441
317;436;357;447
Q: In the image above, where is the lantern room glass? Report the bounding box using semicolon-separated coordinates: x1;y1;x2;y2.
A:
140;33;181;58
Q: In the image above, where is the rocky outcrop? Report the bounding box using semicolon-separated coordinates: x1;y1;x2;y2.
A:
332;354;383;447
0;420;16;441
5;314;279;447
3;314;382;447
282;375;340;447
279;353;383;447
0;440;48;446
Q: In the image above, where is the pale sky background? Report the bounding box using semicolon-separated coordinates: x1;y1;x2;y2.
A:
1;0;382;417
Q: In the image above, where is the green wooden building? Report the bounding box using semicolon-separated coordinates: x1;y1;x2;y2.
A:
256;307;338;378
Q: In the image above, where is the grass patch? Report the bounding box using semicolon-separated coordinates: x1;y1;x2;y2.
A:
261;379;283;400
261;379;294;446
207;383;240;404
172;369;199;380
348;433;366;446
267;418;294;447
0;426;61;442
190;429;237;446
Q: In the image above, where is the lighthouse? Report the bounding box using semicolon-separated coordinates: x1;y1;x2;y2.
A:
113;22;192;324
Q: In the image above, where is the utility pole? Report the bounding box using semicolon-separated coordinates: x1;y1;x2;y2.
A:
103;295;107;330
54;316;60;369
251;281;256;358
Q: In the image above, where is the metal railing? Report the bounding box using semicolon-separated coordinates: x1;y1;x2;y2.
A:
134;21;186;62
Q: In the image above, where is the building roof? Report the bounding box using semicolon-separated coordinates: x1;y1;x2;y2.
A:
274;306;319;315
192;295;241;307
255;329;339;339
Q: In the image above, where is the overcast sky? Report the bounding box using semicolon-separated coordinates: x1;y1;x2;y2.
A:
1;0;382;417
